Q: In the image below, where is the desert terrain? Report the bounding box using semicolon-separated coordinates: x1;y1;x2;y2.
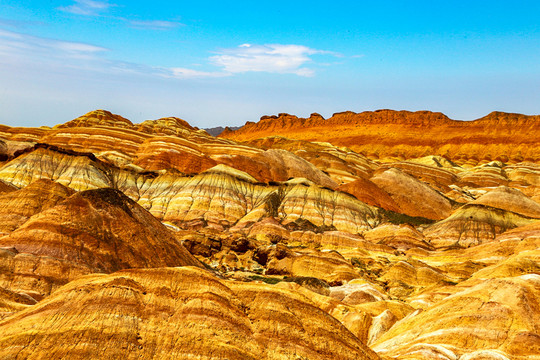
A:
0;109;538;359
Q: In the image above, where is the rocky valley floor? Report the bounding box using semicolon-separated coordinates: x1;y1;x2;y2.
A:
0;110;538;359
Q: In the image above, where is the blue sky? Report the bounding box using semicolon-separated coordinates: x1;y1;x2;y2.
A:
1;0;539;127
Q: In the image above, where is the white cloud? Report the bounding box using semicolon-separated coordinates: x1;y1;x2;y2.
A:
58;0;114;16
169;67;229;79
0;29;338;83
128;20;183;30
164;43;340;79
210;44;321;77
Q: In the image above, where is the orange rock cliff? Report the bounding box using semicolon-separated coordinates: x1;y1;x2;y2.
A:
220;110;540;165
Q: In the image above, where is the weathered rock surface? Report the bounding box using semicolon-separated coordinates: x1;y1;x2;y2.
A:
0;185;200;300
0;178;74;235
371;168;452;220
425;204;536;248
0;267;379;360
472;186;540;218
373;275;540;360
363;224;432;251
459;162;510;187
56;109;134;129
0;146;383;234
338;177;401;212
381;160;459;193
0;187;200;271
0;284;36;320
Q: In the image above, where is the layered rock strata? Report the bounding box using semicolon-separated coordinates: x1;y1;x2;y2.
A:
221;110;540;165
0;109;539;359
0;267;380;360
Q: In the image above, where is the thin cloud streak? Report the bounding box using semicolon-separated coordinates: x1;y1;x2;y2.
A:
169;67;230;79
58;0;114;16
0;29;201;80
0;18;47;29
0;29;107;57
128;20;183;30
58;1;182;32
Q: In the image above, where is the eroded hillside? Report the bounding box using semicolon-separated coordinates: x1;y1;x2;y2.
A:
0;109;538;359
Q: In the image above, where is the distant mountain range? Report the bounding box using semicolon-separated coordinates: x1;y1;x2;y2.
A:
204;125;241;136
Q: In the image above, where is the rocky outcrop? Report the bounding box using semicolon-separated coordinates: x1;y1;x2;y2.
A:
0;146;114;191
205;125;241;136
0;284;36;320
506;162;540;186
135;116;197;135
338;177;400;212
134;135;218;173
245;137;378;184
381;160;459;193
0;180;16;194
0;246;89;302
459;162;510;187
1;110;351;188
0;147;383;234
55;109;134;129
363;224;432;251
472;186;540;218
262;246;360;283
379;259;454;295
1;187;200;270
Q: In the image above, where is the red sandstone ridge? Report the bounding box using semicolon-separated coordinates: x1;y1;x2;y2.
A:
221;110;453;136
220;110;540;164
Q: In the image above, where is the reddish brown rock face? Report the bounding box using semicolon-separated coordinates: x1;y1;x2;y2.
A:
371;168;452;220
0;109;539;359
134;136;218;173
221;110;540;165
338;177;400;212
